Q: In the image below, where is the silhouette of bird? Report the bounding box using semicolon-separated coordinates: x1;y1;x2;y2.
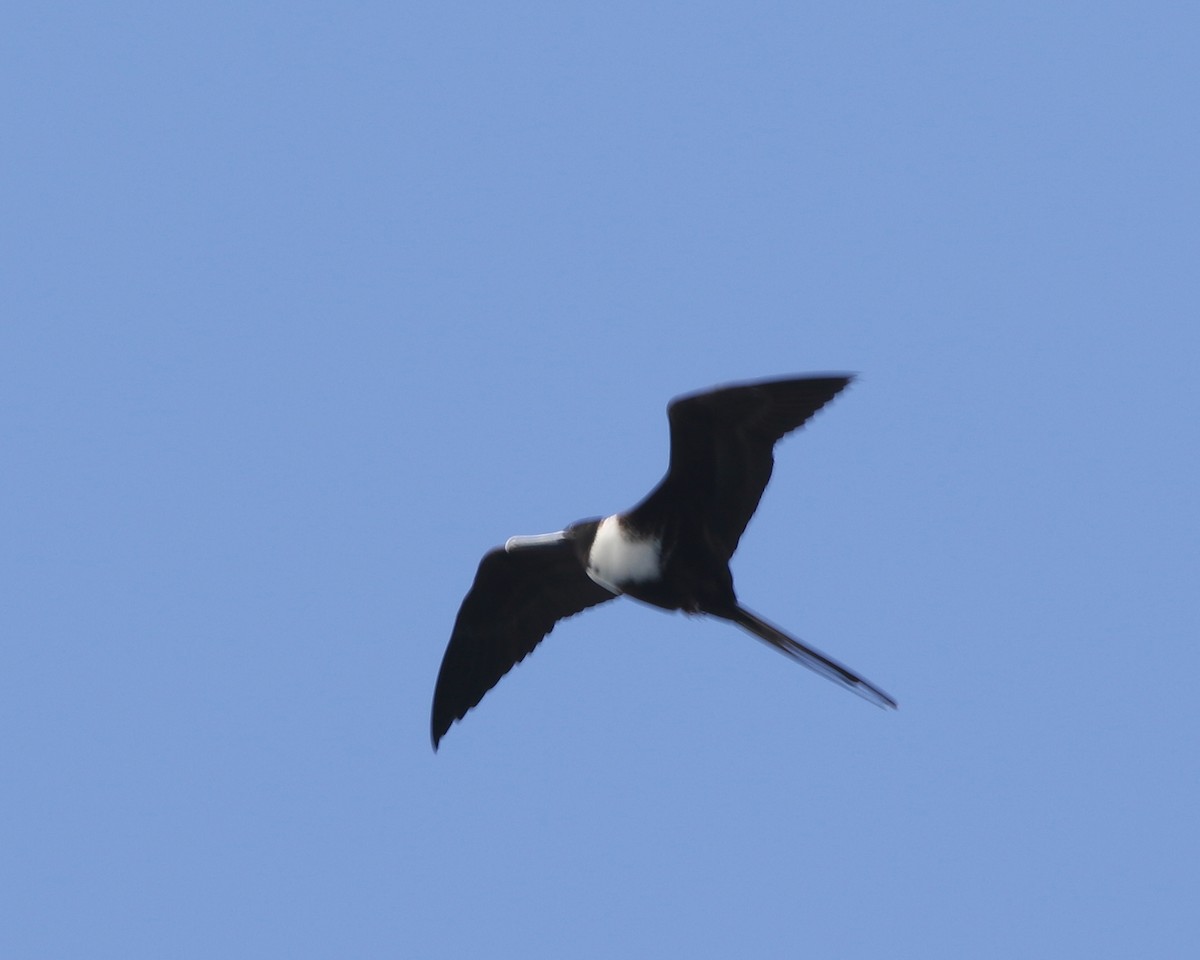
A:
431;374;895;749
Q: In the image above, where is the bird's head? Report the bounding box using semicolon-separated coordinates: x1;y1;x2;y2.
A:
564;517;603;562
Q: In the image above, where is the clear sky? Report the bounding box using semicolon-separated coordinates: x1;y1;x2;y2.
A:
4;3;1198;957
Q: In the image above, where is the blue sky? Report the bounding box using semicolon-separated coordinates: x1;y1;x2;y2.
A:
4;2;1198;957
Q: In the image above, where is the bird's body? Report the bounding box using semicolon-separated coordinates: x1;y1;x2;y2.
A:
431;374;895;749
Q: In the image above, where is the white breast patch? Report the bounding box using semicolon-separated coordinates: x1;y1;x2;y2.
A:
587;515;662;590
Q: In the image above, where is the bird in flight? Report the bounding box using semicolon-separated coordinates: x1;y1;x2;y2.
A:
431;374;896;749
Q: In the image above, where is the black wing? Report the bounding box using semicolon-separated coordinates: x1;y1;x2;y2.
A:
629;374;853;561
431;540;617;749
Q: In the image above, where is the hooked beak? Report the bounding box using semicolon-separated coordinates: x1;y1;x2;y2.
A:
504;530;567;552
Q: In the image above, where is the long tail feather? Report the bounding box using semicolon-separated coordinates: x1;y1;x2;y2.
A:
728;605;897;709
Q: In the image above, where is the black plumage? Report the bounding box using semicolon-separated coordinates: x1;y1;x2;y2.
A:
431;374;895;750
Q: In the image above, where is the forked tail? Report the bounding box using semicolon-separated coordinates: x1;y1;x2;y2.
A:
727;605;897;709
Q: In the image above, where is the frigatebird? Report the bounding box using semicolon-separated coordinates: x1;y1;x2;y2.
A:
431;374;895;749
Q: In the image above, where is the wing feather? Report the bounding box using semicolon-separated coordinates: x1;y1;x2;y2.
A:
431;541;616;748
629;374;853;559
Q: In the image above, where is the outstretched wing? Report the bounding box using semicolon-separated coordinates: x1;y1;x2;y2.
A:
629;374;853;560
431;539;617;749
